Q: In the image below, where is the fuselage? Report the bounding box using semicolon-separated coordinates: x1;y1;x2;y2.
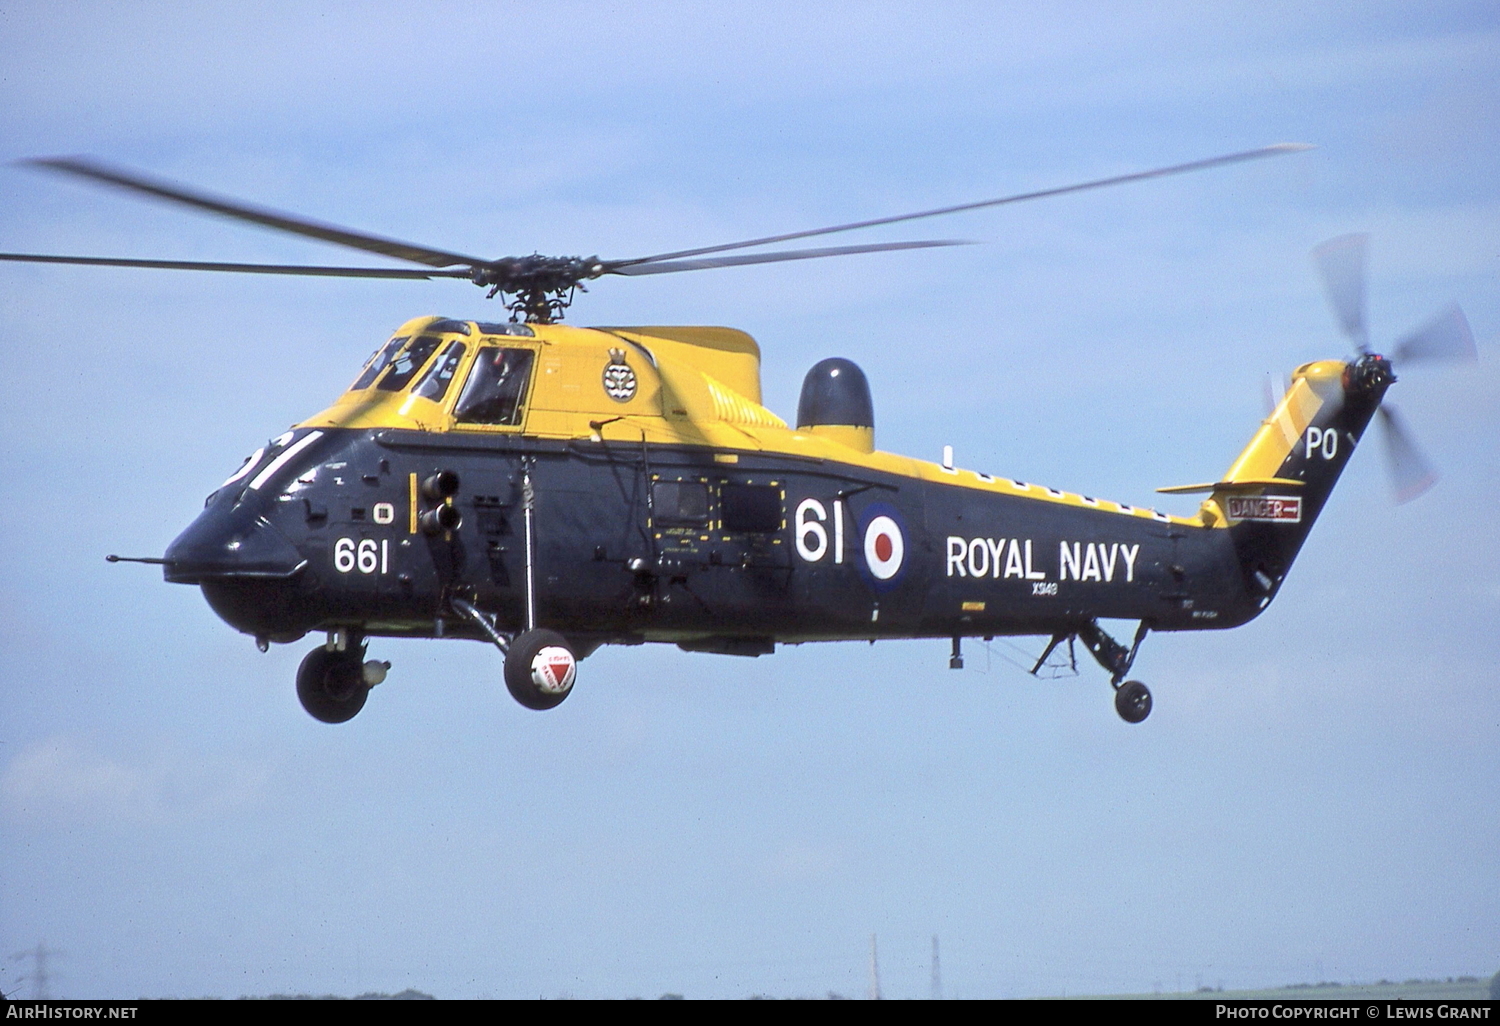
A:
162;317;1388;655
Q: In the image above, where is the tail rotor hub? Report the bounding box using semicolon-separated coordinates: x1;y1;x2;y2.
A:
1343;352;1394;395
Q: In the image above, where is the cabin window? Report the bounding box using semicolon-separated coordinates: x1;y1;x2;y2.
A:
350;336;408;390
721;484;782;533
411;342;467;402
652;481;710;527
377;335;443;392
454;347;535;426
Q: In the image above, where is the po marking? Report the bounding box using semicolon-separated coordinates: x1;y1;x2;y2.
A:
1306;425;1339;460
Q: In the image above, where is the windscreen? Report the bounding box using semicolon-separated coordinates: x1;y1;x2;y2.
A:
410;342;467;403
376;335;443;392
349;336;408;390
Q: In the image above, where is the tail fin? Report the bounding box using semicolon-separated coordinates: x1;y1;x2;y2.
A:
1161;354;1393;604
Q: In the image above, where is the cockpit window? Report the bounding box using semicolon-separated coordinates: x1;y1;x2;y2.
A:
454;347;535;426
425;319;473;335
474;321;535;337
411;342;467;403
377;335;443;392
350;336;408;390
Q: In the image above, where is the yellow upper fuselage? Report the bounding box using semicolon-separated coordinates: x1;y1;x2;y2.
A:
299;316;1344;533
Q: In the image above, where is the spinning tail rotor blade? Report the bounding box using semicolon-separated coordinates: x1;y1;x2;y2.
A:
1312;233;1369;352
1260;372;1293;417
1392;304;1477;366
1312;234;1472;504
1378;404;1438;504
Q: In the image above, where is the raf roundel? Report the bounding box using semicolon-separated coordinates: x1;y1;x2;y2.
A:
530;645;577;695
863;515;905;580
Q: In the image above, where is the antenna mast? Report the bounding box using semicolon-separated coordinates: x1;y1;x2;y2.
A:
10;940;57;1000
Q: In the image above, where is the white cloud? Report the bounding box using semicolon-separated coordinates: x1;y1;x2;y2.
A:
0;734;273;826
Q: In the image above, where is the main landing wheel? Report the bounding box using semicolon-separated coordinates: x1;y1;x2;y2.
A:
504;628;577;711
1114;680;1152;724
296;646;369;723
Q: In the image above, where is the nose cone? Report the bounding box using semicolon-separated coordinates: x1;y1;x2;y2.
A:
163;501;306;583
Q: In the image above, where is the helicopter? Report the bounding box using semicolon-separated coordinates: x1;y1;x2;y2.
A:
1;146;1476;725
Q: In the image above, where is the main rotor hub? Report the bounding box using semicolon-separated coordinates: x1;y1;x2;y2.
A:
469;255;606;323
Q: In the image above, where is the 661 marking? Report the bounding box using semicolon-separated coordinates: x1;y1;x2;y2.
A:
335;537;389;575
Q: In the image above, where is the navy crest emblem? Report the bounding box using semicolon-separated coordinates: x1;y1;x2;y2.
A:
603;348;637;402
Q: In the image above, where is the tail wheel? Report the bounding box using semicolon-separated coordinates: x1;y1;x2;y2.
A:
504;628;577;711
296;646;369;723
1114;680;1152;724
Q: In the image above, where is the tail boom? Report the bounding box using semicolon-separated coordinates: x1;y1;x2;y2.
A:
1213;355;1392;611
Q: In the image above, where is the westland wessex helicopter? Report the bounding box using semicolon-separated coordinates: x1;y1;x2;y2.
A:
2;146;1477;724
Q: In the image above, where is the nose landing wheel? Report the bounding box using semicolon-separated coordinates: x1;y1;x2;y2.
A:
296;642;387;723
1113;680;1152;724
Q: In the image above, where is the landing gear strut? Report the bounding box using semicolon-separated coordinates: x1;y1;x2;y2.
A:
448;469;577;712
1035;619;1154;724
451;597;578;712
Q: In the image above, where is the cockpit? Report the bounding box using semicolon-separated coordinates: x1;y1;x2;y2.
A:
343;319;540;429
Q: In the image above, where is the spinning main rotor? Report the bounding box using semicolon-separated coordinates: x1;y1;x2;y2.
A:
3;145;1307;322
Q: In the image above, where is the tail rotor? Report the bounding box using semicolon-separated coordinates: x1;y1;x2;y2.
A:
1312;233;1370;353
1376;405;1439;504
1311;234;1476;503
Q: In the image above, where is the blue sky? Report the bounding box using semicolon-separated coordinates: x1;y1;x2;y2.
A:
1;1;1496;999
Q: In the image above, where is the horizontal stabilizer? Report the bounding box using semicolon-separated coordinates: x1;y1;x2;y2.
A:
1156;477;1304;495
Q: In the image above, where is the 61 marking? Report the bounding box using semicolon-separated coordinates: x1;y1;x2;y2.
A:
795;498;845;563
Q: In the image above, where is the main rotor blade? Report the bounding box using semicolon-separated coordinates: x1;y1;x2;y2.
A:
1393;304;1477;365
615;143;1313;268
605;239;970;276
1378;404;1438;503
1312;233;1368;351
21;157;486;269
0;252;473;279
